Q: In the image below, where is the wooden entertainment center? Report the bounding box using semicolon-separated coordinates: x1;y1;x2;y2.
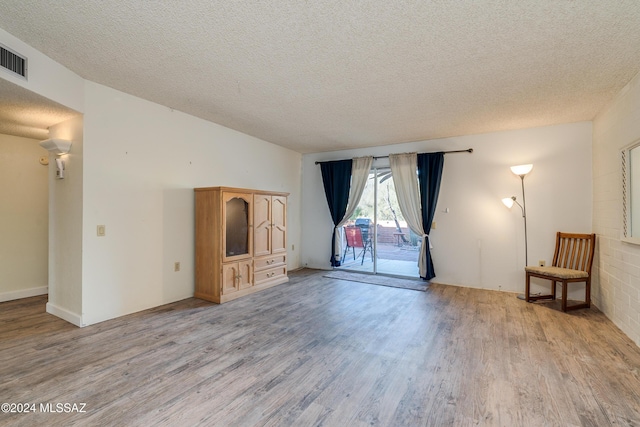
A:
194;186;289;303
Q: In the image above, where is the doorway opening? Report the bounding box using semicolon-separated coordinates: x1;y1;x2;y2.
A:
337;168;420;278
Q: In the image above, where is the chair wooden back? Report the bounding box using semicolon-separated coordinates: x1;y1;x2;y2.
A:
345;226;365;248
552;232;596;273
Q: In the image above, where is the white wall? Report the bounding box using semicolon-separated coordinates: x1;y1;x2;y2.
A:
592;70;640;346
302;122;592;294
80;81;302;326
0;134;49;301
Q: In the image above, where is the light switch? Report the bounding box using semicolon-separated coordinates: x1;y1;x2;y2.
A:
97;225;106;236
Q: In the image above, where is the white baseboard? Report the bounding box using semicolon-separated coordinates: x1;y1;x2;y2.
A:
46;302;83;327
0;286;48;303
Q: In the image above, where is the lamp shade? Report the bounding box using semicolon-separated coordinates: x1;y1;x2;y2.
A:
502;197;514;208
510;164;533;176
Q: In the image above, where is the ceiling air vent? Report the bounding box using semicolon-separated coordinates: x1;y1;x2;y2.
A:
0;43;27;79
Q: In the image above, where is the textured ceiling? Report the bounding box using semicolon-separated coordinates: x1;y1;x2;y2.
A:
1;1;640;153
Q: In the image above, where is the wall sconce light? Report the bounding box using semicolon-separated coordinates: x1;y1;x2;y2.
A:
39;138;72;179
503;164;533;299
39;138;72;155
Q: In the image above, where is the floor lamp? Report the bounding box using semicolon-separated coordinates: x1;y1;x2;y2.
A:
502;164;533;300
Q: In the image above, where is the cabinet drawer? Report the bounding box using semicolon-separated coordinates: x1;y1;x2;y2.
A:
254;266;287;286
254;255;286;271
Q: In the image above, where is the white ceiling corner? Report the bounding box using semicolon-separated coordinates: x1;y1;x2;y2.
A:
0;79;79;141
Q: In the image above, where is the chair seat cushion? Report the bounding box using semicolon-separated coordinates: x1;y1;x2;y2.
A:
525;266;589;279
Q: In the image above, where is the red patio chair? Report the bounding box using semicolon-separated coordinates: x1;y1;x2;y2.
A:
342;226;373;265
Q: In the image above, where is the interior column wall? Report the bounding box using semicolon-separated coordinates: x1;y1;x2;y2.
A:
46;116;84;325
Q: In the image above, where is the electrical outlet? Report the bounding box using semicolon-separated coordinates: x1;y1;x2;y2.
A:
431;221;437;229
539;260;546;267
174;262;180;272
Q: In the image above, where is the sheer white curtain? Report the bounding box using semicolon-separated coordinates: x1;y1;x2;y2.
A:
335;156;373;262
389;153;429;278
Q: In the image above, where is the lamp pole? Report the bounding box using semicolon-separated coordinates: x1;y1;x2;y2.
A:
506;163;533;301
519;174;528;266
508;164;532;266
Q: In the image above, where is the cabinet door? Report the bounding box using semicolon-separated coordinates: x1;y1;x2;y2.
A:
222;192;253;262
237;260;253;290
271;195;287;254
221;263;240;295
222;261;252;294
254;194;272;257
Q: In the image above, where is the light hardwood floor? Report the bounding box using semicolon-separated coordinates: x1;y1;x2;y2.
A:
1;269;640;426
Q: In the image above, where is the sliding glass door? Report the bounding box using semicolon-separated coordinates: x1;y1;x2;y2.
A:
337;168;420;277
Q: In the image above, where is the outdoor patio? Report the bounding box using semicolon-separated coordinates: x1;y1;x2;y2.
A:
337;240;421;278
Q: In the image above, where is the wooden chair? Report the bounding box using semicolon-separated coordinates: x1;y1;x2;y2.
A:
524;232;596;312
342;226;373;265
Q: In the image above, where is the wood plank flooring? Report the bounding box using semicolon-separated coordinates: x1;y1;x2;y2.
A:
1;269;640;426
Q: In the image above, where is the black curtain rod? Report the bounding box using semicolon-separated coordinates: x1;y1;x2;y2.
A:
315;148;473;164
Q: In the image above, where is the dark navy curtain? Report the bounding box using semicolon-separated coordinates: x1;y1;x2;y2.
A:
417;152;444;280
320;159;353;267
